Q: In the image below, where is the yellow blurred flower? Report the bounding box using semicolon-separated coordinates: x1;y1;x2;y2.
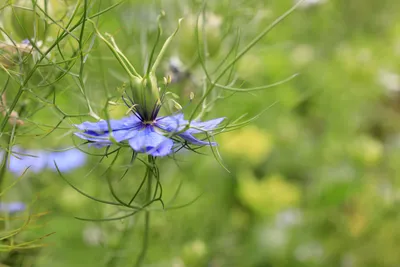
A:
237;171;301;217
348;135;383;167
348;211;366;237
181;239;208;267
291;44;315;67
220;125;273;165
58;186;88;212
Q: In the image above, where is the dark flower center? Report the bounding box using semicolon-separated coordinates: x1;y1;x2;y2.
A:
142;120;155;126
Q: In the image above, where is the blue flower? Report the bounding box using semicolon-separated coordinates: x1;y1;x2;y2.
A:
47;149;87;173
8;146;48;175
0;202;25;213
3;146;87;176
74;113;224;157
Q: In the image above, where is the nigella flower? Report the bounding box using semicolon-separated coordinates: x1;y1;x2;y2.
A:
74;25;224;157
47;148;87;172
2;146;87;176
0;202;25;213
7;146;48;175
74;113;224;157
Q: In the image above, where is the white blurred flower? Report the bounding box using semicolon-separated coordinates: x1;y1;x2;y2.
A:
291;44;315;66
82;224;104;246
167;56;189;83
275;209;303;229
294;242;324;262
376;181;394;205
171;257;185;267
356;48;372;64
341;253;355;267
258;226;288;250
295;0;327;8
377;69;400;93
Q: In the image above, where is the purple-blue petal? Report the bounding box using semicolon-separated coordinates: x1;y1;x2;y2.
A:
48;149;87;172
74;116;143;147
88;141;113;148
128;126;173;157
178;132;217;146
155;113;188;133
188;117;225;134
156;114;223;147
74;116;141;133
0;202;26;213
74;130;138;143
75;127;141;143
74;132;111;142
112;127;143;142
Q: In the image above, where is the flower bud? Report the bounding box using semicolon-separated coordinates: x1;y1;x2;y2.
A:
7;0;48;40
129;76;160;120
4;0;67;41
0;40;33;68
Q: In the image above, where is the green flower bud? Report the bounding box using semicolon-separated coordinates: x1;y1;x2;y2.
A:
4;0;67;41
129;75;160;120
6;0;50;40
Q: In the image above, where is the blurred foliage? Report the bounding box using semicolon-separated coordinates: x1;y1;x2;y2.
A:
1;0;400;266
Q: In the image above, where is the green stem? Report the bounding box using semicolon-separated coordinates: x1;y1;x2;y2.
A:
0;134;11;197
0;103;25;199
134;156;153;267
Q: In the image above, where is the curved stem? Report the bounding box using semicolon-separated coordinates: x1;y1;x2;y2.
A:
134;156;153;267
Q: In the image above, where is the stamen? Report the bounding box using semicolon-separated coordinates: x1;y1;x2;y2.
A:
142;120;155;125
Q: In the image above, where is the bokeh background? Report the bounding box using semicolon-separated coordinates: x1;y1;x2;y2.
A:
1;0;400;266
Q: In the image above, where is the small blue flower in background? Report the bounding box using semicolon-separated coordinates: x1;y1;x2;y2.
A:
8;146;48;175
2;147;87;176
74;113;224;157
0;202;25;213
47;148;87;172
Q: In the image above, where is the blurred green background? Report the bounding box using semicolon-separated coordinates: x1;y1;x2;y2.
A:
2;0;400;266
